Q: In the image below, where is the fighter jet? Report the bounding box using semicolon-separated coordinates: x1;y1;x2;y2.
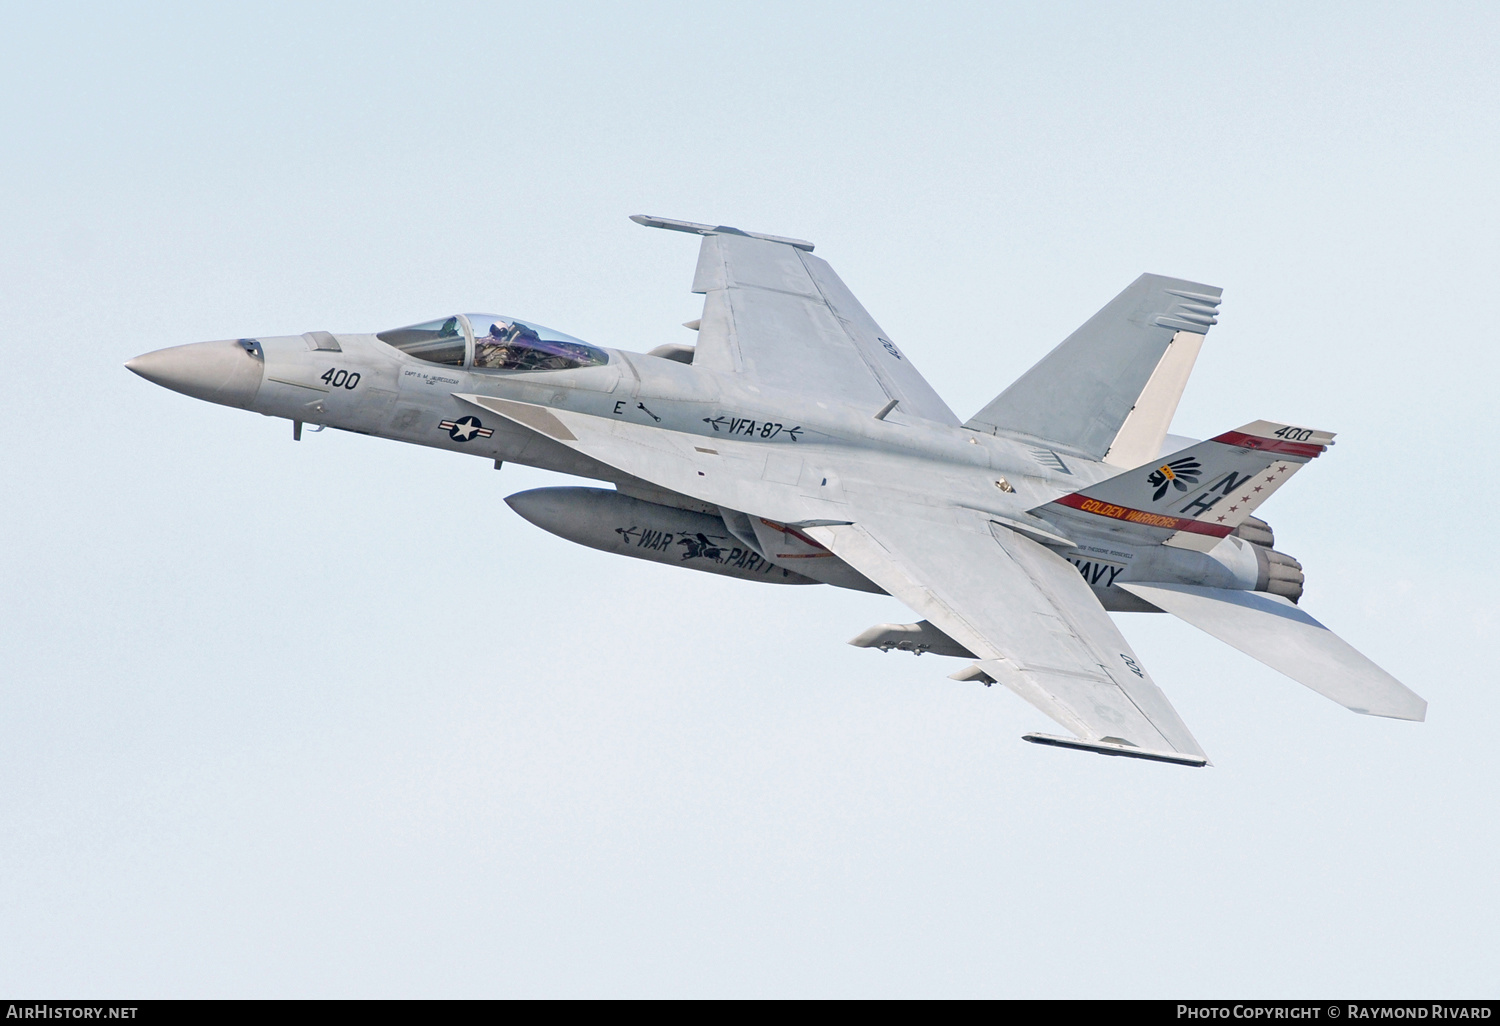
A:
127;215;1425;767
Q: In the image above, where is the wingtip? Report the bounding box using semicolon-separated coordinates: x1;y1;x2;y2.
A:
1022;733;1210;767
1352;700;1428;723
629;214;814;251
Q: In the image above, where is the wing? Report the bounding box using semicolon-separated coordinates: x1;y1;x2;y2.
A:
633;215;960;426
803;512;1210;766
467;394;1208;765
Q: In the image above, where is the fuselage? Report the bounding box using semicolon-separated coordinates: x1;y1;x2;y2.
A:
128;317;1280;608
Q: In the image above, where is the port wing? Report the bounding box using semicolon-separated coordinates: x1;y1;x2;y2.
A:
634;215;960;425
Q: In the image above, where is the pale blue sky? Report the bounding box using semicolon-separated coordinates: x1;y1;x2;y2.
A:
2;2;1496;996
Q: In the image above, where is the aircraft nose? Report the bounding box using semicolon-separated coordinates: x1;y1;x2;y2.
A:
126;339;263;409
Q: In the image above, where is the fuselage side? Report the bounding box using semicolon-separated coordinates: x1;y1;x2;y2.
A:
130;325;1271;605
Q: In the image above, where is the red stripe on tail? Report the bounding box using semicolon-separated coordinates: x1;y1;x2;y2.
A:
1052;493;1234;537
1210;430;1326;458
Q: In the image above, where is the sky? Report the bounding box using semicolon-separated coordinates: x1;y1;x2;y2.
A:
1;2;1497;998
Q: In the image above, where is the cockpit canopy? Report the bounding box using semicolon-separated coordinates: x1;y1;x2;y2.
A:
376;313;609;372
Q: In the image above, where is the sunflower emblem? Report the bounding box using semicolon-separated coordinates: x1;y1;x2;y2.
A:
1146;457;1203;501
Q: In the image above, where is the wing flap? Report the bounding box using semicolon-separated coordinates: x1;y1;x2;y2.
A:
1120;583;1426;721
796;251;962;426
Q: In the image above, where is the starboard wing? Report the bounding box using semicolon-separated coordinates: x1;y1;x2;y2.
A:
803;512;1210;765
634;216;960;426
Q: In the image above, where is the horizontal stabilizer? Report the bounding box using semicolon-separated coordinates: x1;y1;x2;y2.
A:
1119;583;1426;721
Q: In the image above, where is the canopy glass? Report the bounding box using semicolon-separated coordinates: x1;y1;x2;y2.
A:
377;314;608;371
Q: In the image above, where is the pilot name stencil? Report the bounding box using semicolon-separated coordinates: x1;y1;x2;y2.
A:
403;368;461;387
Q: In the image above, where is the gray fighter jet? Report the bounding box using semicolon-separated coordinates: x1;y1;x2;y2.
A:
128;215;1425;767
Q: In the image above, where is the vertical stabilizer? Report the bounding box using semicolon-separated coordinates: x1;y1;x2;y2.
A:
1033;421;1335;552
965;274;1220;459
